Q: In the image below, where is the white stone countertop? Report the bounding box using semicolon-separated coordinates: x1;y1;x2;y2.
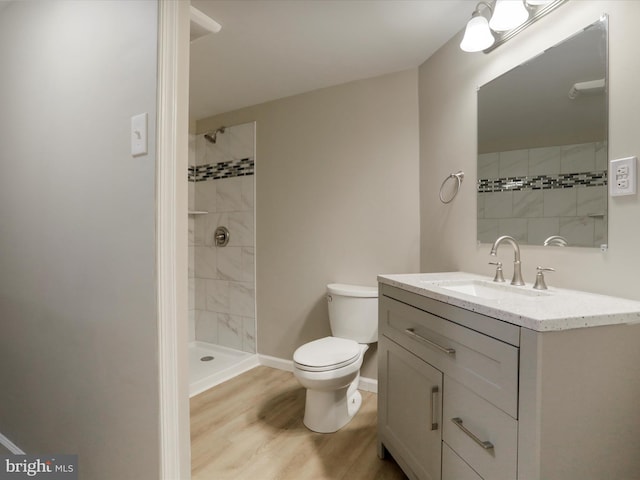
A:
378;272;640;332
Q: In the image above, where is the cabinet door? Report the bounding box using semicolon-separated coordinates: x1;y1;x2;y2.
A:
379;336;443;480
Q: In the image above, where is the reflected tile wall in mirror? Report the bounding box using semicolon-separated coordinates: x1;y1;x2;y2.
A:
477;141;607;248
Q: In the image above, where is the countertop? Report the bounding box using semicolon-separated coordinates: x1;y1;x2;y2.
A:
378;272;640;332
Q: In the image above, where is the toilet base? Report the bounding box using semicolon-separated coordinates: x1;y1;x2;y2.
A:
303;376;362;433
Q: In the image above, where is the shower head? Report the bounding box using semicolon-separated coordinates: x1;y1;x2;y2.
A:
203;126;226;144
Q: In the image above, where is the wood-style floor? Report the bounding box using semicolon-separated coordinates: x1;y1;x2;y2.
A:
190;366;407;480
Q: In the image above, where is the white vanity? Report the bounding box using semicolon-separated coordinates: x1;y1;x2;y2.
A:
377;272;640;480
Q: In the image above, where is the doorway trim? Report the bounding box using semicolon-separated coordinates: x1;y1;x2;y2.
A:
157;1;191;478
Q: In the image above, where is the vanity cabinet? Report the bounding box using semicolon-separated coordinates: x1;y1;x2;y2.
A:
378;284;519;480
378;281;640;480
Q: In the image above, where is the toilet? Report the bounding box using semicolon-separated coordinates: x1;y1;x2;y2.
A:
293;283;378;433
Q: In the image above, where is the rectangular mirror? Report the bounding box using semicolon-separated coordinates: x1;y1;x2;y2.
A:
477;17;608;248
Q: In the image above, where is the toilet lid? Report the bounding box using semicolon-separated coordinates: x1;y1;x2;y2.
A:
293;337;360;372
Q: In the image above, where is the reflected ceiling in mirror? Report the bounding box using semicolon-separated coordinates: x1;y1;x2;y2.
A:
477;17;608;248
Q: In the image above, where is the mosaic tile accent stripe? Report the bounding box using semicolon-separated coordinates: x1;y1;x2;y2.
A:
478;171;607;193
188;158;255;182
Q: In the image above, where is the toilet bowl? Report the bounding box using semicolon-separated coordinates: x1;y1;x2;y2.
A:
294;339;368;433
292;284;378;433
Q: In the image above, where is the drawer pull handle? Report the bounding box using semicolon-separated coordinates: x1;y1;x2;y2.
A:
404;328;456;356
430;386;439;431
451;417;494;450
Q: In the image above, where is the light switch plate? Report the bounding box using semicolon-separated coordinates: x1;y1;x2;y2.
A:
610;156;637;196
131;113;148;157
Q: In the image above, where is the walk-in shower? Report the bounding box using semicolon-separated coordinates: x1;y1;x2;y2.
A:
188;121;258;397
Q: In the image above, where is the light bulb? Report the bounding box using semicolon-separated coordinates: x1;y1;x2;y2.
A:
489;0;530;32
460;15;495;52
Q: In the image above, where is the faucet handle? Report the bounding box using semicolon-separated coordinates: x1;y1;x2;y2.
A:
489;261;505;283
533;266;555;290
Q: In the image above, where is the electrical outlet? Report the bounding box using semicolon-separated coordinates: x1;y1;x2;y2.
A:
610;156;637;196
616;165;629;176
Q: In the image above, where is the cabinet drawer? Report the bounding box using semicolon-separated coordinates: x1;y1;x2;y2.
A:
442;443;483;480
443;376;517;480
380;295;519;417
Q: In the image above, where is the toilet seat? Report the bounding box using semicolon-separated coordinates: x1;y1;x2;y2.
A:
293;337;360;372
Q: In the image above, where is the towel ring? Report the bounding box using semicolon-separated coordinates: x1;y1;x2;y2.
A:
439;171;464;204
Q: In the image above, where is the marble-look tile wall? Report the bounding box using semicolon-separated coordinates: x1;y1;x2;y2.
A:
477;142;608;247
188;122;256;353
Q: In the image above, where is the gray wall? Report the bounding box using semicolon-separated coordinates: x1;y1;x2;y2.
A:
0;1;160;478
197;70;421;378
419;1;640;301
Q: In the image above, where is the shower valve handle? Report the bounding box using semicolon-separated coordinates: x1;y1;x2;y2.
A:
214;226;230;247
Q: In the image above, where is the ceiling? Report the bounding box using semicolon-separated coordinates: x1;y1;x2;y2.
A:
189;0;476;120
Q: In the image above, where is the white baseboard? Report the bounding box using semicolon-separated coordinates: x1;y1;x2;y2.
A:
190;354;260;398
257;354;378;393
0;432;25;454
258;354;294;372
357;376;378;394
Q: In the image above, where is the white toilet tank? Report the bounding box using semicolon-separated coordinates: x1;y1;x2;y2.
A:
327;283;378;344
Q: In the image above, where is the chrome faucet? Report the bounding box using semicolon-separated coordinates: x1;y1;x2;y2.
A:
490;235;525;286
543;235;568;247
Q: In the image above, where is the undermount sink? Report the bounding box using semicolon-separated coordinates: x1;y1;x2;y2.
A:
430;280;550;300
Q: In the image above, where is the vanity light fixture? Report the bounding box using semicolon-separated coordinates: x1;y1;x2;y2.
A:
460;0;567;53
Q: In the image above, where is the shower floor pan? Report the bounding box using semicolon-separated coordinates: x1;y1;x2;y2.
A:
189;341;259;397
